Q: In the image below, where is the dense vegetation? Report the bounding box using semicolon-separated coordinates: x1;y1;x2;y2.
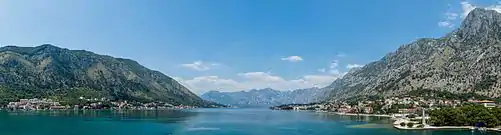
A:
270;102;323;110
0;45;215;107
428;105;501;128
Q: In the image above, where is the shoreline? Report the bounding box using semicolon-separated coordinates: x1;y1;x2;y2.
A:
392;118;501;132
331;112;393;118
0;107;198;112
309;110;501;132
327;111;501;132
293;109;394;118
294;109;395;118
394;125;501;132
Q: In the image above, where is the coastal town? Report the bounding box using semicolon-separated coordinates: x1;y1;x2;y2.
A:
272;96;499;114
271;95;501;132
1;97;198;110
2;94;501;132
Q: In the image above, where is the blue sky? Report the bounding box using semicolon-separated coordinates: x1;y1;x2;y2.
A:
0;0;500;94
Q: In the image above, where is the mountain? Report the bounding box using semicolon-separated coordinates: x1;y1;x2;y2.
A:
324;8;501;101
201;88;326;107
0;44;214;107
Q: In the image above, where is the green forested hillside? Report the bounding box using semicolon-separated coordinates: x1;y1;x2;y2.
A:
0;44;214;107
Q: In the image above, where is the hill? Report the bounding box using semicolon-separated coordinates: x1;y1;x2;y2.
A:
0;44;214;107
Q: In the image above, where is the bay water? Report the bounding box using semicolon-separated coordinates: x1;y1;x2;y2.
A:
0;108;496;135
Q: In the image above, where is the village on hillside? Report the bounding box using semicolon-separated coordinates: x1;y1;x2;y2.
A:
2;97;197;110
272;95;501;131
273;96;498;114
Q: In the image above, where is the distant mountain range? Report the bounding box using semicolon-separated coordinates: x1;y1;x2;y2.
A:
0;44;216;107
201;88;327;107
324;8;501;101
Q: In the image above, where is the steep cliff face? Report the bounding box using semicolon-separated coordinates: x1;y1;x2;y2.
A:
0;44;214;106
325;8;501;100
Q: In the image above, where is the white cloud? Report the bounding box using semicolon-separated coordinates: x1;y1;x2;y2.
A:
445;12;459;20
175;60;348;94
438;5;459;28
486;2;501;13
175;59;351;94
302;75;338;87
336;53;347;57
438;11;458;28
237;72;284;82
329;60;339;69
317;68;326;73
346;64;364;69
437;1;501;28
321;60;344;75
281;56;303;62
180;61;219;71
459;1;501;18
460;1;476;18
438;21;453;28
174;76;245;94
329;69;341;75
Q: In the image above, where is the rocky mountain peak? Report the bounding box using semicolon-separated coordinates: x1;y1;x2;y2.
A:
459;8;501;43
323;8;501;101
33;44;66;54
37;44;60;49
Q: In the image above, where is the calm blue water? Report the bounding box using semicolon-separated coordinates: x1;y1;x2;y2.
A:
0;108;497;135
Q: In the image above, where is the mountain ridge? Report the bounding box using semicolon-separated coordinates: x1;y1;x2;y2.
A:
0;44;215;107
324;8;501;101
201;88;326;107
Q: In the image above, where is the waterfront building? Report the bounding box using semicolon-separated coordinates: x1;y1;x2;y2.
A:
469;100;497;108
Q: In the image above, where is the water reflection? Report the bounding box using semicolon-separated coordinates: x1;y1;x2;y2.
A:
0;109;498;135
3;109;198;124
310;112;390;123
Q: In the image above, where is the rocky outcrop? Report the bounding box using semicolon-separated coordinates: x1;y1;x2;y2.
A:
325;8;501;100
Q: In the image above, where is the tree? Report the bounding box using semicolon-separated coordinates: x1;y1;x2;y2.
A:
429;105;501;128
407;123;414;128
407;114;417;119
